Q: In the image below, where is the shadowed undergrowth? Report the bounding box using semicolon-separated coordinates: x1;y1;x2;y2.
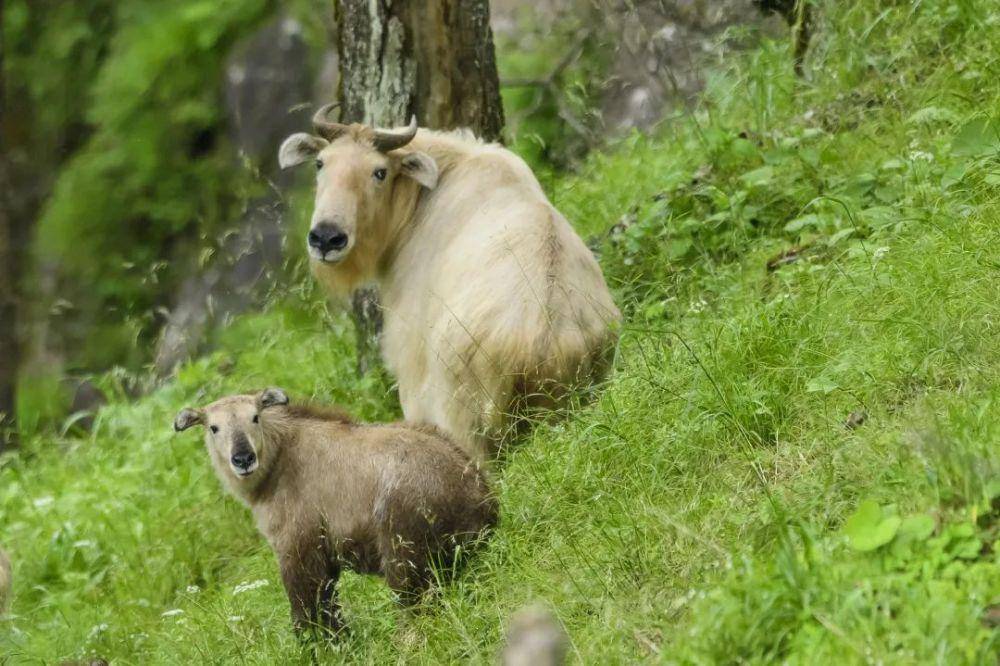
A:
2;0;1000;663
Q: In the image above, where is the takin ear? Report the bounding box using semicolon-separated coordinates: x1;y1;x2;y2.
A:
173;408;204;432
258;387;290;410
278;133;328;169
399;151;438;189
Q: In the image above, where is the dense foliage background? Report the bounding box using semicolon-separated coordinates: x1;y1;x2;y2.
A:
1;0;999;663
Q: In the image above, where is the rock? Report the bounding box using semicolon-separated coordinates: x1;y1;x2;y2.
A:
501;605;568;666
154;198;286;376
845;410;868;430
155;15;315;375
491;1;786;134
63;378;108;433
223;14;313;182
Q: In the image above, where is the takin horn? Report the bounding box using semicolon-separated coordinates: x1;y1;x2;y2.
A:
372;115;418;152
311;103;349;141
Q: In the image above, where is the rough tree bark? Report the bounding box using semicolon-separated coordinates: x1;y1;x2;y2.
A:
338;0;504;138
0;0;16;450
0;1;52;448
334;0;505;374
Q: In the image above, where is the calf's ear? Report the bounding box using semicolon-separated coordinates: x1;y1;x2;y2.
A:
174;408;204;432
399;151;438;189
258;387;289;410
279;133;328;169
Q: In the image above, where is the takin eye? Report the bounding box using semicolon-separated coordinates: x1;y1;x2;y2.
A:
372;168;387;181
252;414;259;424
209;425;219;434
315;159;323;172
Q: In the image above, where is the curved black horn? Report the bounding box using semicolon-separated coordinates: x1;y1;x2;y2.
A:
312;103;348;141
373;115;418;152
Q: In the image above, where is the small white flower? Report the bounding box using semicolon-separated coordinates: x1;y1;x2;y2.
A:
690;297;708;313
87;623;109;640
228;615;244;623
873;246;890;261
185;585;201;594
161;609;184;618
33;496;54;508
909;150;934;162
233;579;269;595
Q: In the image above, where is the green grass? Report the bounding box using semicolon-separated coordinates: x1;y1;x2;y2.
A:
3;0;1000;662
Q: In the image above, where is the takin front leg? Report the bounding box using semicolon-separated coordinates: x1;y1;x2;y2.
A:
380;532;433;607
278;538;343;638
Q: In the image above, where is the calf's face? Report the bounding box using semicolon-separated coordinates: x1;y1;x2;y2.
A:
174;388;289;482
279;122;438;266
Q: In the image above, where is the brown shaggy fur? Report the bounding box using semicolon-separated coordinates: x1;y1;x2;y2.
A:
173;389;497;635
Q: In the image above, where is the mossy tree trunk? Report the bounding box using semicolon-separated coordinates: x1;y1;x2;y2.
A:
337;0;504;138
335;0;505;374
0;0;12;451
0;0;16;450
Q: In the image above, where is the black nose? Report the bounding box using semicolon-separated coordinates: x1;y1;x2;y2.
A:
307;223;349;254
231;450;257;470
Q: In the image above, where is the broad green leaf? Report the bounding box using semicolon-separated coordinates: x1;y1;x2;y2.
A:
785;213;823;233
941;163;968;188
667;238;693;261
740;166;775;188
828;228;855;246
952;537;982;560
952;118;1000;157
844;500;901;551
897;514;935;541
805;375;838;394
907;106;959;125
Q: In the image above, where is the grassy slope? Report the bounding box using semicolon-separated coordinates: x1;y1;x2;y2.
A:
2;1;1000;663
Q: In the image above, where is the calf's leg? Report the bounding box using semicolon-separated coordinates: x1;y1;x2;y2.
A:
278;538;343;637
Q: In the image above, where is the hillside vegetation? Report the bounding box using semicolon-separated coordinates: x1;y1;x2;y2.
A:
2;0;1000;663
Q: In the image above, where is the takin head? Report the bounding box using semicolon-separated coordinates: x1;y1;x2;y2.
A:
174;388;290;492
278;105;438;275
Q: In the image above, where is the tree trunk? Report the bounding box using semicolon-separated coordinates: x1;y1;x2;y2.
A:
338;0;504;138
0;0;16;449
335;0;505;374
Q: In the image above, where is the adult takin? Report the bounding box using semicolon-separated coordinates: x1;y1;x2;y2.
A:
173;388;497;635
279;107;621;459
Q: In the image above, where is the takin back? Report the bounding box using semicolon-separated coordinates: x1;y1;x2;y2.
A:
174;388;497;635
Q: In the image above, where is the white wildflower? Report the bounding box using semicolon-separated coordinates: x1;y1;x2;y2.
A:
185;585;201;594
87;623;109;640
233;579;269;595
873;246;890;261
228;615;244;623
33;496;54;509
690;297;708;313
909;150;934;162
161;609;184;618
